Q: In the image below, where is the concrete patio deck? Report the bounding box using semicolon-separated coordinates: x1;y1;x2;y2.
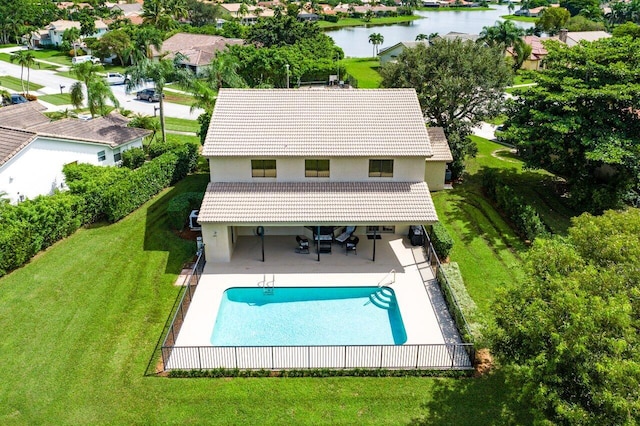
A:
167;234;471;370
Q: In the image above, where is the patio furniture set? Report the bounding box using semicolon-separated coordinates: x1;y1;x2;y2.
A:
295;226;359;255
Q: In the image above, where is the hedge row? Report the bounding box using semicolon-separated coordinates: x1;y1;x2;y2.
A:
0;141;199;277
430;222;454;259
167;192;205;231
482;169;547;241
168;368;473;379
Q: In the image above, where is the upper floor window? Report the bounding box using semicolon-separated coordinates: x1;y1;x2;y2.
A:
369;159;393;177
251;159;276;178
97;150;106;162
305;159;330;177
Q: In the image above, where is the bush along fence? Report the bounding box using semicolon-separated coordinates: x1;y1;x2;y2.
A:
421;225;475;346
0;141;199;277
481;168;547;241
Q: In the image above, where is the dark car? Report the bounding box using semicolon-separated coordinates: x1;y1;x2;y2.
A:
135;88;163;102
2;94;28;106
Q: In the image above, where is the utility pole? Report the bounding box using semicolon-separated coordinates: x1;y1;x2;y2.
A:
285;63;290;89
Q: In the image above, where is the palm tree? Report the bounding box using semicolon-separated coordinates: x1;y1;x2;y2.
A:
1;89;10;106
479;20;524;52
237;2;250;25
10;50;36;94
368;33;384;58
70;61;119;117
126;57;194;142
508;1;515;15
131;26;164;63
188;53;247;113
511;38;532;71
63;27;81;57
128;113;160;141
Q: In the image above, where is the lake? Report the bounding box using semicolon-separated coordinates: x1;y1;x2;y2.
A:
326;5;535;57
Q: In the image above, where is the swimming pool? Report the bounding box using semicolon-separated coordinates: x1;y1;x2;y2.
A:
210;286;407;346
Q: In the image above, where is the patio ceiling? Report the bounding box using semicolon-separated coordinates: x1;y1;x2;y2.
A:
198;181;438;225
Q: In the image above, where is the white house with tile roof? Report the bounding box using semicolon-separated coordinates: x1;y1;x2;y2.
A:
199;88;452;263
0;103;150;203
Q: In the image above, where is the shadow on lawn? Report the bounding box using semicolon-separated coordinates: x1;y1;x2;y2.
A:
409;370;533;425
143;173;210;274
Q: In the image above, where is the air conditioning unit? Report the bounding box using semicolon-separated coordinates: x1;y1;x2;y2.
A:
189;210;201;231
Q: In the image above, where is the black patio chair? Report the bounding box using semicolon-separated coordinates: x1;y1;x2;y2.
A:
345;236;359;255
295;235;309;254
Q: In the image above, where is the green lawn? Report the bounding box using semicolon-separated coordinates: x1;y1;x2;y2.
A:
342;57;382;88
163;91;196;107
29;49;74;66
0;74;44;91
485;114;507;125
501;14;539;22
433;136;577;321
0;172;532;424
318;15;421;29
38;93;72;105
164;116;199;133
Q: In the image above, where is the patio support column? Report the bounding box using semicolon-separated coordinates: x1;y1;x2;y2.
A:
372;228;377;262
317;225;320;262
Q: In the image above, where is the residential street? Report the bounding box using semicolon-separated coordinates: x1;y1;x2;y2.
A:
0;47;202;120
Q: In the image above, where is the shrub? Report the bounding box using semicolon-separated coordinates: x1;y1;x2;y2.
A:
166;192;204;230
69;48;86;57
430;222;454;259
23;93;38;101
121;147;146;169
323;14;339;22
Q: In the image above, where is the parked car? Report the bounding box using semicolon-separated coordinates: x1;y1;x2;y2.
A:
71;55;100;65
105;72;128;85
136;88;163;102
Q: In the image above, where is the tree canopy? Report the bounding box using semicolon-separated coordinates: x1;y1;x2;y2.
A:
536;7;571;35
489;208;640;425
380;39;512;178
502;37;640;212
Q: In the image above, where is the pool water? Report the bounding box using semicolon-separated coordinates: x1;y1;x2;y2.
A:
210;286;407;346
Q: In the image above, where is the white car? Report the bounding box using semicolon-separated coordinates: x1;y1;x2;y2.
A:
105;72;127;85
72;55;100;65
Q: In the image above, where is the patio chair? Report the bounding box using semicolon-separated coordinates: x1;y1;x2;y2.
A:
335;226;356;245
295;235;309;254
345;236;359;255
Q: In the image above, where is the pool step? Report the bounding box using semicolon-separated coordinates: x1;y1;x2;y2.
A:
369;287;396;310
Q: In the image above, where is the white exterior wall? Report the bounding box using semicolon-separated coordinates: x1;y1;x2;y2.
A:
202;223;234;262
0;137;143;203
378;45;403;65
424;161;447;191
209;157;425;182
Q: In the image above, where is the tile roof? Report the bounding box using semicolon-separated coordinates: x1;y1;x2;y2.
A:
155;33;244;67
203;89;433;157
0;102;50;129
0;127;37;167
199;181;438;224
425;128;453;162
30;113;151;147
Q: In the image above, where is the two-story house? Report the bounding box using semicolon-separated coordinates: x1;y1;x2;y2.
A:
199;89;452;263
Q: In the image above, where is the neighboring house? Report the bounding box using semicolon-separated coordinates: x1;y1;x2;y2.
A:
153;33;244;74
26;19;109;48
378;33;479;64
506;35;548;70
0;103;150;203
199;89;451;263
378;40;429;65
556;29;612;47
219;3;276;24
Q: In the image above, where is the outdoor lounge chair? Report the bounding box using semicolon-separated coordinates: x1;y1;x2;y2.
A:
345;236;359;255
335;226;356;244
295;235;309;254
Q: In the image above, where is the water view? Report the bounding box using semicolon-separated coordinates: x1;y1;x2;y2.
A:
327;4;535;57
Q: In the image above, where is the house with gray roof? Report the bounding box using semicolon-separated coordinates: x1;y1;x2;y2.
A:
199;88;452;262
0;103;150;203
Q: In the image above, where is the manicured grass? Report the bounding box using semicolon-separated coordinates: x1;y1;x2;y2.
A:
501;14;539;22
0;74;44;91
433;136;577;320
38;93;72;105
0;173;532;424
342;57;382;88
513;73;535;86
318;15;421;29
164;90;196;107
164;116;199;133
29;49;74;66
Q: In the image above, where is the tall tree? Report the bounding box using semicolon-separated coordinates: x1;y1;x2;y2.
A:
70;61;119;117
9;50;35;94
502;37;640;212
380;39;512;178
536;6;571;35
63;27;81;56
479;20;524;51
126;57;194;142
490;208;640;425
368;32;384;58
95;29;132;66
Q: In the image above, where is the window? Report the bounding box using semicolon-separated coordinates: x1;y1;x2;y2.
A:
97;150;106;162
113;148;121;162
305;159;330;177
251;159;276;178
366;226;395;234
369;159;394;177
